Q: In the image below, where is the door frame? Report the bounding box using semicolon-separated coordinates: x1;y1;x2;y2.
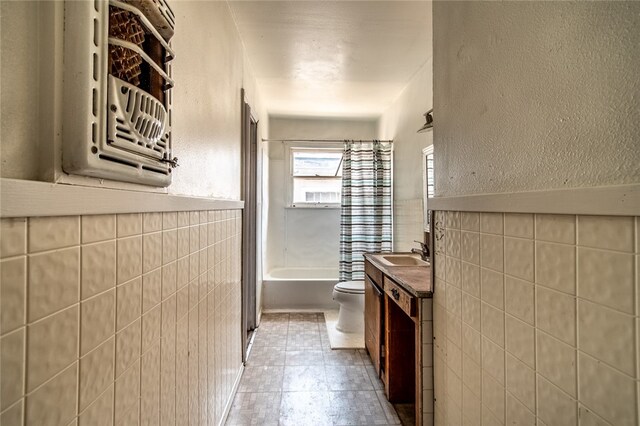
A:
241;89;258;362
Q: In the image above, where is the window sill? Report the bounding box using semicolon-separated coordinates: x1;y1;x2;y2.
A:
286;204;341;209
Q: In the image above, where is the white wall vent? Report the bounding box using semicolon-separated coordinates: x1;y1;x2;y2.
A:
63;0;176;187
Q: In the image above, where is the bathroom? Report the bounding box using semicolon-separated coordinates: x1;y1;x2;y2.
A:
1;1;639;426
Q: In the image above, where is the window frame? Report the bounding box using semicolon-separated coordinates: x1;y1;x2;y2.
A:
422;145;434;230
285;142;344;209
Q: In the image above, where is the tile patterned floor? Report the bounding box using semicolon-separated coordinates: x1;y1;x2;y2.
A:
226;313;402;426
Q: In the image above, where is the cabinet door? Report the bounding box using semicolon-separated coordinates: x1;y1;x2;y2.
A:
364;275;382;374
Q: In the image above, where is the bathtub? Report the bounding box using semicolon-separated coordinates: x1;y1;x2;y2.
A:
262;267;339;311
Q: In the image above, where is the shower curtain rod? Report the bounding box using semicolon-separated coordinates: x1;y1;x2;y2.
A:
261;138;393;143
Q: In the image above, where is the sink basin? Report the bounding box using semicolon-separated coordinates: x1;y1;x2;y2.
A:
379;254;428;266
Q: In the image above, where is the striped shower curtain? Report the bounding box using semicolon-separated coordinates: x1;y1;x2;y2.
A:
339;140;393;281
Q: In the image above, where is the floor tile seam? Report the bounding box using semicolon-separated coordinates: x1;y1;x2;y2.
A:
231;393;395;426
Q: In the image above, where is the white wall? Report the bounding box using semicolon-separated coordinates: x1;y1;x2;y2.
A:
0;2;267;423
433;1;640;197
169;1;247;198
0;0;269;321
378;60;433;252
431;3;640;426
0;1;267;201
0;1;51;181
265;116;377;273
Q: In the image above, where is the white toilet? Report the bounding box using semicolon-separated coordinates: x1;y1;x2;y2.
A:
332;280;365;333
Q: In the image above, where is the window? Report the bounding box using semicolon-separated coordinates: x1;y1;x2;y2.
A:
422;145;435;229
288;146;343;207
426;150;435;198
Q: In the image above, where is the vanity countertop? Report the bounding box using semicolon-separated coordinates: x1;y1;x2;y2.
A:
364;253;432;298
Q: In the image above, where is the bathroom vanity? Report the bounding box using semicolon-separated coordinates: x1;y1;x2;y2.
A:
363;253;433;426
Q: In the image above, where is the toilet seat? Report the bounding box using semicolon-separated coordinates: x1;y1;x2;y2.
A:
334;280;364;294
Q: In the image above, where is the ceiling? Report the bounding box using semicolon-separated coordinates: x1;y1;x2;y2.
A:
229;1;432;118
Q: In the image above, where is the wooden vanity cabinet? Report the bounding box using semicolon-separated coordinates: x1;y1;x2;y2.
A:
364;275;382;374
384;292;415;402
364;260;384;377
364;255;432;426
383;275;417;402
384;276;416;318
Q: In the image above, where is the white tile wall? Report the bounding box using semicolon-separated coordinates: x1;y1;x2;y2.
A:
433;210;639;426
1;328;25;410
578;247;635;314
504;213;534;239
81;240;116;299
461;212;480;232
504;237;533;282
481;268;504;310
79;384;113;425
537;374;576;425
26;363;78;425
504;276;533;325
1;256;26;334
28;247;80;322
536;330;576;397
422;298;435;419
535;241;576;294
26;305;79;392
482;337;504;385
1;218;27;258
462;385;481;426
28;216;80;253
0;210;243;425
81;214;116;245
505;353;535;412
461;231;480;266
79;337;115;411
505;316;535;369
506;392;535;426
394;198;425;252
481;234;504;273
536;286;575;345
80;289;115;356
463;353;482;397
462;323;481;363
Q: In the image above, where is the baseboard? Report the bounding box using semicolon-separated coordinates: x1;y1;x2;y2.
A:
218;363;244;426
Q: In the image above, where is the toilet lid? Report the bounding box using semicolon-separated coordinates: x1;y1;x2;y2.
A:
335;280;365;294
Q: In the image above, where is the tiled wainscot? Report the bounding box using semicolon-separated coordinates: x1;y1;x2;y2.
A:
0;210;243;425
431;211;639;426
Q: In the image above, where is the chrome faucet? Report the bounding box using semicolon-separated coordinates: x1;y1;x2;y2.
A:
411;240;430;262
